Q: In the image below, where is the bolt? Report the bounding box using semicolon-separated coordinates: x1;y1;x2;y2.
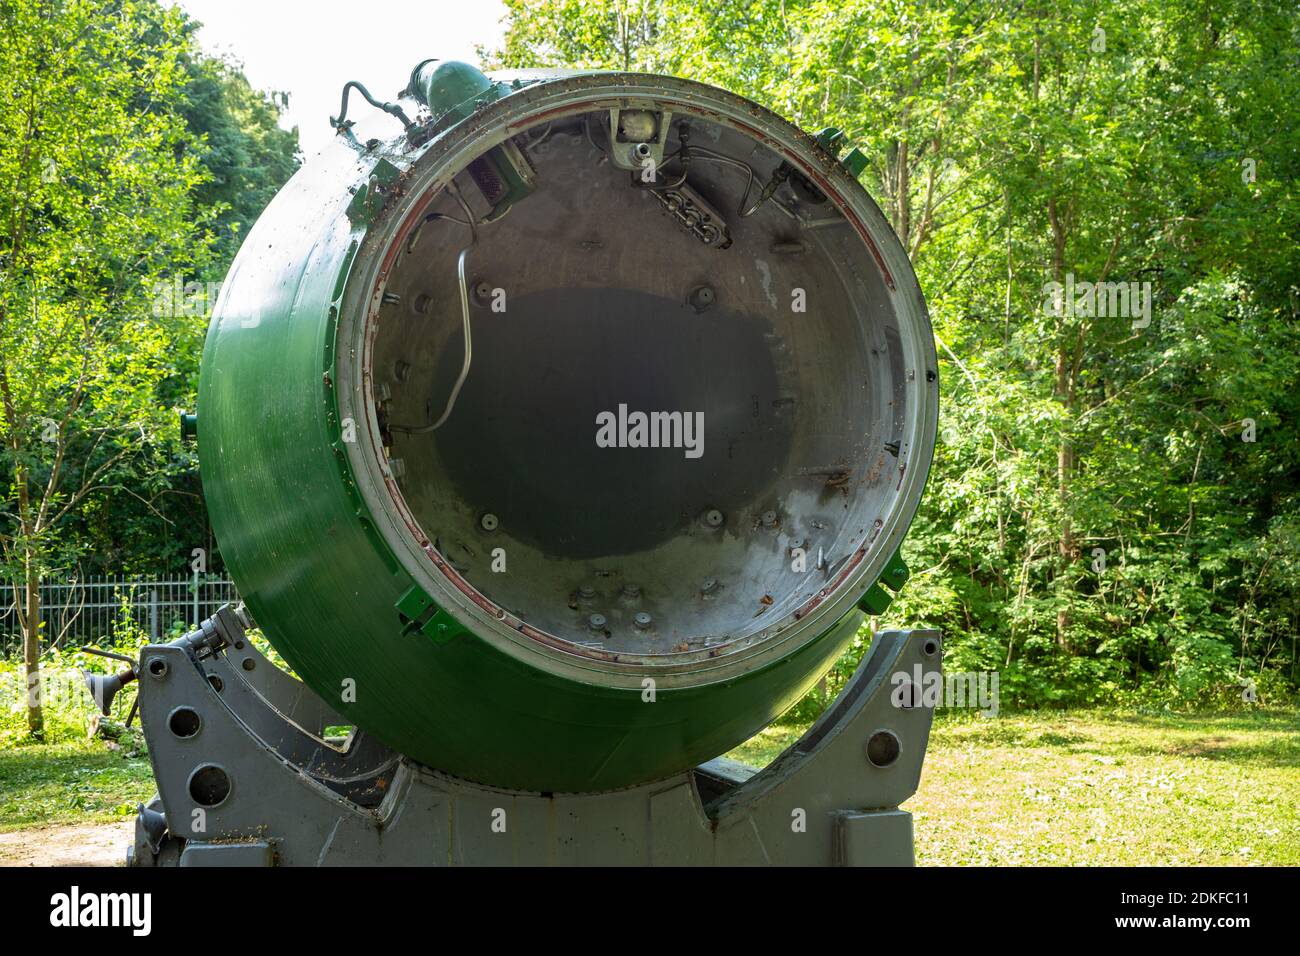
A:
588;614;607;631
480;513;499;532
703;508;724;528
622;584;641;599
761;509;778;527
578;585;596;599
474;281;493;305
382;291;402;305
689;285;716;313
634;612;652;630
701;578;719;595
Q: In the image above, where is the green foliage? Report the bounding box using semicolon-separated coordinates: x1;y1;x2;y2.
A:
0;0;299;741
493;0;1300;708
179;51;301;265
0;0;300;598
0;0;216;736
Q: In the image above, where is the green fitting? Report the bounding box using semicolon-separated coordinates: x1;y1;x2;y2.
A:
408;60;495;122
179;412;198;441
396;583;460;643
879;548;910;592
856;547;910;616
815;126;846;152
841;146;869;178
856;583;893;616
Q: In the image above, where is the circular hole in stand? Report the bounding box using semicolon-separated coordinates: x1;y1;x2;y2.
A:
168;707;202;739
865;730;901;768
188;765;231;807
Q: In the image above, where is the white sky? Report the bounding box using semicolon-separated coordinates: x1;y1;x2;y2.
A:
174;0;508;155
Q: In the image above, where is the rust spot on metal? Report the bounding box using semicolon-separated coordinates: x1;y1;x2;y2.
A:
793;547;867;620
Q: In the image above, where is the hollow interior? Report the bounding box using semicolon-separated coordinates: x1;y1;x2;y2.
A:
369;108;909;656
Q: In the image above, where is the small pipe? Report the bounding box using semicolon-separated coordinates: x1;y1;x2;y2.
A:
390;184;477;435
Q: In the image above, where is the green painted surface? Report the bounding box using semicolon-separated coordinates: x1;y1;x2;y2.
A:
197;68;929;792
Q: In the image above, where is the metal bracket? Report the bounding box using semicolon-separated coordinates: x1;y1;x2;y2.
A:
607;107;673;172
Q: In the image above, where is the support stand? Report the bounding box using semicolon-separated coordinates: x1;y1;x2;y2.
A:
128;607;939;866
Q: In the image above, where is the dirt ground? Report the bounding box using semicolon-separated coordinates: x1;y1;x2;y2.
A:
0;821;131;867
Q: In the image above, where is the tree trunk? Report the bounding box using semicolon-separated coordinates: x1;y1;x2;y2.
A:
1048;196;1074;649
22;556;43;737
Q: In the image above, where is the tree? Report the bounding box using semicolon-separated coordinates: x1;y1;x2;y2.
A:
0;0;211;735
55;43;302;580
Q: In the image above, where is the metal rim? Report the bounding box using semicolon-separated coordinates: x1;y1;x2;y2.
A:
334;73;938;689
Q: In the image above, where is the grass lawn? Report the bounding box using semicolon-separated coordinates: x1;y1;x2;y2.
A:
2;701;1296;866
0;739;154;832
729;708;1300;865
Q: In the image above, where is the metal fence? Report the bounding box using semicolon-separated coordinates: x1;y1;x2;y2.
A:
0;575;238;656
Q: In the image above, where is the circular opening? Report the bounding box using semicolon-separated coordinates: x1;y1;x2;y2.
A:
922;638;940;658
168;707;202;739
188;765;231;807
361;99;927;663
865;730;901;768
241;658;255;672
147;658;168;679
207;674;224;693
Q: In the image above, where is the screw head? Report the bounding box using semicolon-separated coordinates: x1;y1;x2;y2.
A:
588;614;607;631
689;285;716;312
703;508;724;528
634;612;652;629
480;513;499;532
